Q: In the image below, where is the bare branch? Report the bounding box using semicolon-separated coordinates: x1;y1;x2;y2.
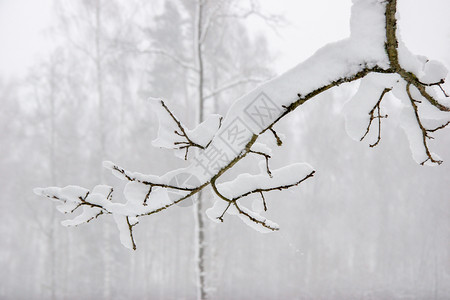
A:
143;186;152;206
419;79;449;98
159;100;205;159
249;150;272;177
231;170;316;201
217;202;231;222
107;163;198;191
269;127;283;146
126;216;138;251
360;87;391;147
397;71;450;112
260;191;267;211
138;183;210;218
427;121;450;133
41;190;110;215
405;83;443;165
233;201;279;231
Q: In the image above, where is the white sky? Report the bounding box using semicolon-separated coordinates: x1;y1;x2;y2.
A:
256;0;450;73
0;0;352;79
253;0;352;73
0;0;53;78
0;0;449;78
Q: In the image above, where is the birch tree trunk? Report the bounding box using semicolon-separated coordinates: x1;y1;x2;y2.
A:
93;1;113;298
48;58;57;300
194;1;207;299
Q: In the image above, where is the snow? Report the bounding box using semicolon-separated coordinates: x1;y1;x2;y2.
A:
206;198;279;233
34;185;89;203
34;185;112;226
61;206;102;227
186;114;222;147
216;163;314;200
103;160;169;185
122;181;172;214
391;81;448;165
399;105;429;164
236;203;279;233
204;163;312;232
420;60;448;83
251;142;272;156
113;214;135;250
177;0;391;183
251;198;265;214
398;43;427;76
148;97;222;156
343;37;449;163
148;97;183;149
56;201;79;214
205;199;230;223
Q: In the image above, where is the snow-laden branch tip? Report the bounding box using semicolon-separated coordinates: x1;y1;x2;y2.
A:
147;98;222;160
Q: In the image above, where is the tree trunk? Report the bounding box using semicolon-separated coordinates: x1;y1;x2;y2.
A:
94;1;113;298
49;59;57;300
194;1;207;299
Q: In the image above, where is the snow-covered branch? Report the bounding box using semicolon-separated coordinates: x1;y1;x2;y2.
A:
34;185;112;217
104;161;198;191
35;0;450;250
149;98;222;159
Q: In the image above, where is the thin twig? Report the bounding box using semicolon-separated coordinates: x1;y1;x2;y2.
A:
360;87;391;147
269;128;282;146
110;164;197;191
160;100;205;159
249;150;272;177
217;202;231;222
419;79;449;98
143;186;152;206
406;83;443;165
233;201;278;231
126;216;138;251
260;191;267;211
231;170;316;201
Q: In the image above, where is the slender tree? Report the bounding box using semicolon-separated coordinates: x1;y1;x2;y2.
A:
137;1;275;298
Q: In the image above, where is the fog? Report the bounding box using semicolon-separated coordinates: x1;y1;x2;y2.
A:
1;0;449;299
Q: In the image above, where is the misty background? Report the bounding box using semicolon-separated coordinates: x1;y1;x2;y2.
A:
1;0;449;299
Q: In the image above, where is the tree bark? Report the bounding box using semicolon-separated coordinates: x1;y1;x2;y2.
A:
194;1;207;299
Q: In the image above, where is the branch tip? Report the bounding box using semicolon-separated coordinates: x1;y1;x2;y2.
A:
360;87;392;147
269;128;283;146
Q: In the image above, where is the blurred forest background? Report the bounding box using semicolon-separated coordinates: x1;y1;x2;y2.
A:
1;0;449;299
